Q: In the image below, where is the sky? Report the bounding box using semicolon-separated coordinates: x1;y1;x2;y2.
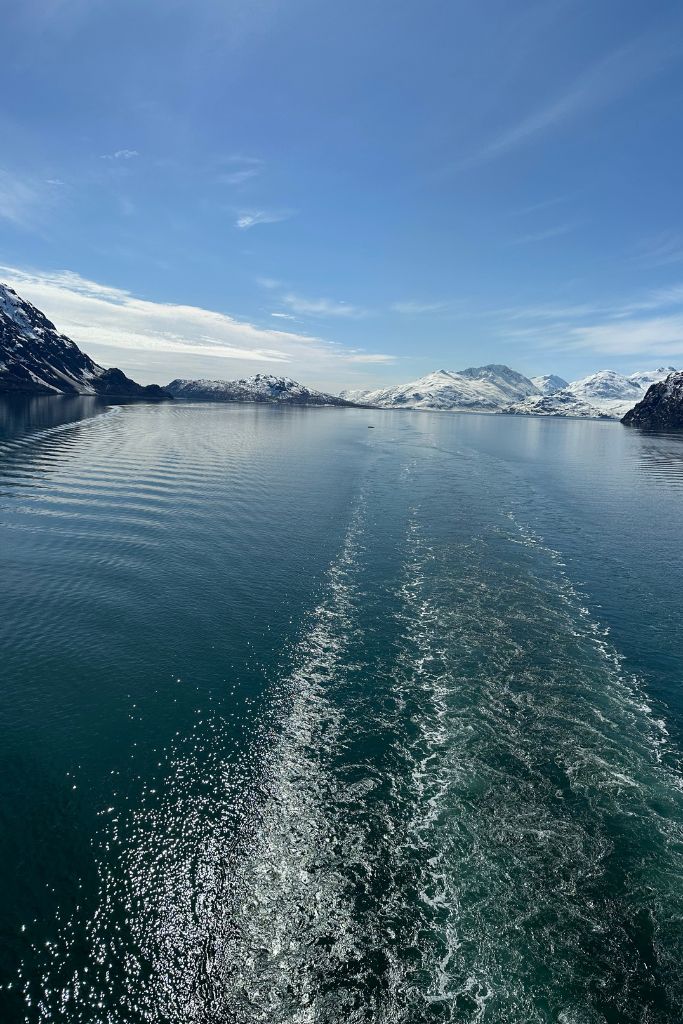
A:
2;0;683;391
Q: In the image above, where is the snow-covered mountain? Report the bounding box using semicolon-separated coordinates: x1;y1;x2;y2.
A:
564;370;642;416
0;283;170;398
627;367;678;390
506;367;680;419
340;365;539;411
166;374;360;407
530;374;568;396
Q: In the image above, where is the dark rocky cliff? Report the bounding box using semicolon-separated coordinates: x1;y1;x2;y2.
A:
622;372;683;429
0;283;171;399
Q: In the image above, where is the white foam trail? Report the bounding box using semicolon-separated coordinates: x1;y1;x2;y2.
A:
26;492;379;1023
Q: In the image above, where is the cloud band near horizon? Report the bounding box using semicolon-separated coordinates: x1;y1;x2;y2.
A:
0;265;396;387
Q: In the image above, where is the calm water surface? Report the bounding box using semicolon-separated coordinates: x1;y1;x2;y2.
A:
0;398;682;1023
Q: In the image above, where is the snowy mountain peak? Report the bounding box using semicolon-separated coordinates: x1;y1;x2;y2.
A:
459;363;535;386
0;282;78;352
627;367;679;390
566;370;642;401
531;374;568;396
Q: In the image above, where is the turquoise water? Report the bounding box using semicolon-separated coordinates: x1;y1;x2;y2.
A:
0;398;682;1023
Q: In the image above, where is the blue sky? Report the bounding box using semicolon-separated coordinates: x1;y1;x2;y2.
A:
2;0;683;390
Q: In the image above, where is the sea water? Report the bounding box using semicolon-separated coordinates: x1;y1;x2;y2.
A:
1;398;682;1023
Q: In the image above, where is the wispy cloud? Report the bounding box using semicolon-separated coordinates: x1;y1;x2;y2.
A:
499;281;683;360
511;195;573;217
271;311;296;320
473;27;683;164
218;155;264;186
220;169;260;185
503;301;607;322
0;169;41;228
282;293;368;318
225;155;263;167
391;300;448;315
508;222;580;246
568;316;683;357
119;196;136;217
235;209;294;230
639;283;683;309
0;168;63;230
101;149;139;160
632;231;683;269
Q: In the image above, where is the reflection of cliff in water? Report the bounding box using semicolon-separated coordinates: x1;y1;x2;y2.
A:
0;395;111;441
633;434;683;489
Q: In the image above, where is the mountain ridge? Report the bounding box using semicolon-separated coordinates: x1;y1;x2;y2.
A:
340;364;539;411
343;365;681;418
531;374;568;396
166;374;361;407
506;367;679;419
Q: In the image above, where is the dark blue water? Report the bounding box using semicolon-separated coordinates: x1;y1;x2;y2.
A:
1;398;682;1023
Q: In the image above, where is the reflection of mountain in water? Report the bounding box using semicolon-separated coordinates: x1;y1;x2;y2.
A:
0;395;111;441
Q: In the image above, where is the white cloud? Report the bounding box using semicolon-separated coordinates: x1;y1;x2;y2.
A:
271;312;296;320
235;209;293;229
282;293;368;318
0;265;393;382
0;265;308;361
101;149;139;160
345;353;396;363
0;170;41;228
